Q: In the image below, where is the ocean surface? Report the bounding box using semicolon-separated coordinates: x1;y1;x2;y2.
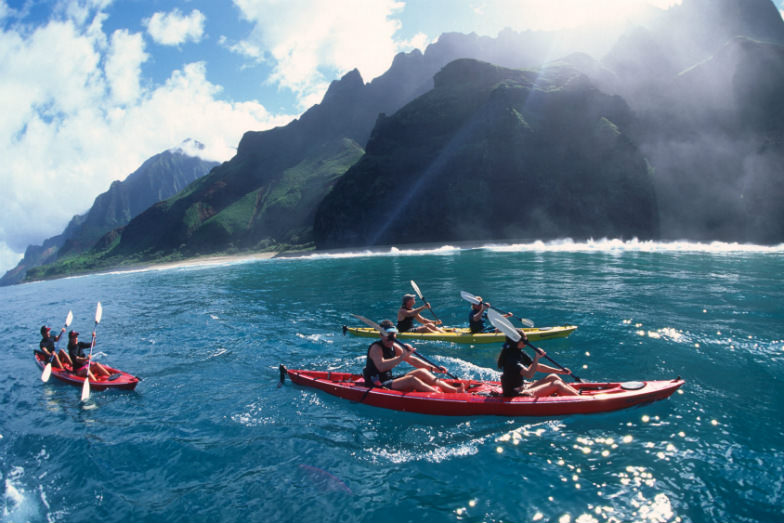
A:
1;239;782;523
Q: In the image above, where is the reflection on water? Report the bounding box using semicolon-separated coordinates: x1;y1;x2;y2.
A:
2;242;783;523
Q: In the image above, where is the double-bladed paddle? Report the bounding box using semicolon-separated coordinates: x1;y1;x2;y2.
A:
409;280;441;323
41;310;73;383
487;308;582;382
80;302;103;402
352;314;458;380
460;290;535;328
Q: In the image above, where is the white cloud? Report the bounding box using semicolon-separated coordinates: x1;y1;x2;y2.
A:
0;6;293;275
145;8;206;46
0;241;23;275
219;35;263;59
398;32;431;53
105;29;147;104
232;0;405;109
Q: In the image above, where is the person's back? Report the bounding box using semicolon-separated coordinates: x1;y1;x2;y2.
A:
497;342;532;396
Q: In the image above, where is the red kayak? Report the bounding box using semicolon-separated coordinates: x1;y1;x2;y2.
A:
34;351;140;392
282;367;683;417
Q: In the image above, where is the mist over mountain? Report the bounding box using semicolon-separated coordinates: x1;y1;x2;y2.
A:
18;0;784;281
2;148;217;285
588;0;784;244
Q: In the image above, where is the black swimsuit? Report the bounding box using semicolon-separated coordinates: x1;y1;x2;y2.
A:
396;314;415;332
362;341;397;386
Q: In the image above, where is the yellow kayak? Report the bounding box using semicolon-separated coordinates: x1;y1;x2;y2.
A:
342;325;577;344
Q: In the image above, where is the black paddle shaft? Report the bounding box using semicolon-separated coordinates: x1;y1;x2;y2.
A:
396;343;457;380
526;342;582;382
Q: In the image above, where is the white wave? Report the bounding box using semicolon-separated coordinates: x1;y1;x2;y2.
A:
369;439;482;464
482;237;784;254
296;333;334;344
273;238;784;261
2;467;40;523
207;348;228;359
291;244;462;261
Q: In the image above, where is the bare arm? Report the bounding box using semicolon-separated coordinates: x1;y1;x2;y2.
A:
534;363;571;375
520;353;543;380
368;343;409;373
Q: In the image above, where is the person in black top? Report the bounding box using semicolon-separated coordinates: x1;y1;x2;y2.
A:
38;325;71;369
396;294;444;333
468;297;512;333
363;320;464;392
67;330;110;380
496;330;579;397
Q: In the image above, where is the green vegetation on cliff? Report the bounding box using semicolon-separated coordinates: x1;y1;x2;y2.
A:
313;59;658;249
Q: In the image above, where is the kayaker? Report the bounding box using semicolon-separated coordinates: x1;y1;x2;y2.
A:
496;330;579;397
363;320;464;393
38;325;71;369
397;294;444;333
67;330;110;380
468;297;512;333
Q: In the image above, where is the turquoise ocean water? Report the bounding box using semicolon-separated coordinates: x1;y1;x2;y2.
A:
1;240;782;523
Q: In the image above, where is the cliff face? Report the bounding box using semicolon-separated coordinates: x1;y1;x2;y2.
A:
313;59;658;249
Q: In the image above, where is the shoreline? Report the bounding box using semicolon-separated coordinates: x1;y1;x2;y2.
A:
11;237;784;286
98;251;281;275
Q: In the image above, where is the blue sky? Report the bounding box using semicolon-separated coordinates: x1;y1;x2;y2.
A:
3;0;774;274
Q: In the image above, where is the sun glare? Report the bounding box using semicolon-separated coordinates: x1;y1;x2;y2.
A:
497;0;683;31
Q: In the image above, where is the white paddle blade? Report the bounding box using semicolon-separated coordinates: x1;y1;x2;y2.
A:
520;317;535;328
488;309;521;342
352;314;385;335
81;376;90;401
41;363;52;382
95;302;103;324
460;290;481;305
410;280;423;299
65;310;73;327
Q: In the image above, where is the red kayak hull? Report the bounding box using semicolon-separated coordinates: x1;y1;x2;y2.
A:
286;369;683;417
35;351;140;391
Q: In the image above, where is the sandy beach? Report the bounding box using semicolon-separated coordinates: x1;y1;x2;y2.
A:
96;251;280;277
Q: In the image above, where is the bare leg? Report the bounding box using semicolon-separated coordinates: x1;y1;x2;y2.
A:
390;375;440;392
407;368;465;393
91;362;110;378
59;350;73;367
526;377;579;397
